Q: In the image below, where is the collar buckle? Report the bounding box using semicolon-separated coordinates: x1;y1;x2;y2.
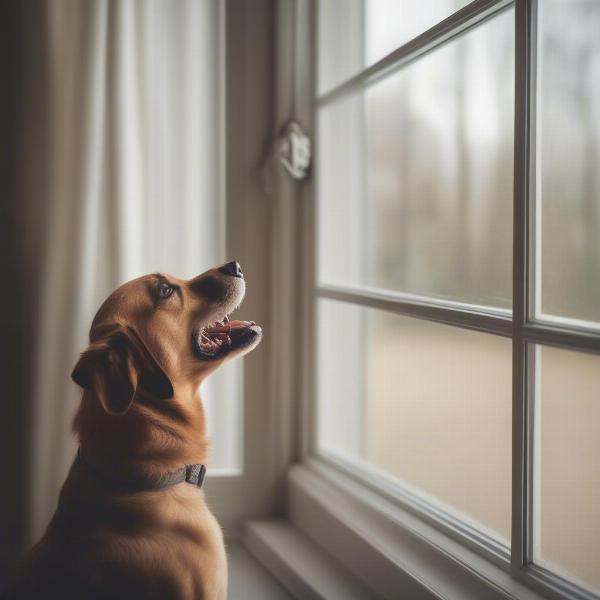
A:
185;463;206;488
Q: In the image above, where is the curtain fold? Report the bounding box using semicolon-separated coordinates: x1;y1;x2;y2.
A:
29;0;110;540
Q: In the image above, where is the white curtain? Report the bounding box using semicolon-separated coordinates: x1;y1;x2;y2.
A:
23;0;234;544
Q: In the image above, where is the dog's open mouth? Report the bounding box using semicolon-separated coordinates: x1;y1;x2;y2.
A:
192;315;261;360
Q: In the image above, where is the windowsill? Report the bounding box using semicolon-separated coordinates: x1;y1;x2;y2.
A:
245;462;547;600
227;539;293;599
243;519;373;600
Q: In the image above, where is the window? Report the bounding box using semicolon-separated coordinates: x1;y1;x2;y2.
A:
302;1;600;598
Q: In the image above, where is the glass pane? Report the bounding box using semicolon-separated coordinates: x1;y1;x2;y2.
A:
318;10;515;308
318;0;471;94
318;299;512;542
533;345;600;593
538;0;600;325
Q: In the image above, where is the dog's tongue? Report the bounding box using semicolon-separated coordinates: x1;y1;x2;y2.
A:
207;320;254;334
228;319;254;331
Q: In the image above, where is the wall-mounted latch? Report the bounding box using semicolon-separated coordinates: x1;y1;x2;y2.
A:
279;121;311;181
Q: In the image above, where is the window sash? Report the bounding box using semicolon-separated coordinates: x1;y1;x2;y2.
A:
304;1;600;599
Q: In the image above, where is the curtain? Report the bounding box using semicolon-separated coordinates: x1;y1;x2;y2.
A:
1;0;226;565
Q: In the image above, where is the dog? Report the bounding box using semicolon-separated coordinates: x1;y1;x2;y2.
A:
7;261;262;600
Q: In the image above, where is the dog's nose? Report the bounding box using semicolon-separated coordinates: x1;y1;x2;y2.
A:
219;261;244;278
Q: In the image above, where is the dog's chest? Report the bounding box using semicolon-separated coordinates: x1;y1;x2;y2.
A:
67;489;227;599
119;494;227;598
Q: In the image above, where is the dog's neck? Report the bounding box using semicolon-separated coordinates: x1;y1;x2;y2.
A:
73;384;209;479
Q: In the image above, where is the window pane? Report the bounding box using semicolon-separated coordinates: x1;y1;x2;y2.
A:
538;0;600;325
318;10;514;308
317;299;512;542
533;345;600;593
318;0;471;94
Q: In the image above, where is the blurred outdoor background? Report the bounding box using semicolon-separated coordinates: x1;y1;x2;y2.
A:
317;0;600;592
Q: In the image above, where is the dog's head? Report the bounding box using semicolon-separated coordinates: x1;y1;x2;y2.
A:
71;261;261;415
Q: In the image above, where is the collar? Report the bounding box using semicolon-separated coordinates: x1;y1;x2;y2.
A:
76;448;206;492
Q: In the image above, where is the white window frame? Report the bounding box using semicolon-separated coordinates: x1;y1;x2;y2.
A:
265;1;600;599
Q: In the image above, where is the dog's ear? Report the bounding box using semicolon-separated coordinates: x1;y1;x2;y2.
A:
71;324;173;415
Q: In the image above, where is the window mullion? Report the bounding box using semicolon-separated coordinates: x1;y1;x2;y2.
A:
316;284;512;337
522;322;600;355
512;0;537;576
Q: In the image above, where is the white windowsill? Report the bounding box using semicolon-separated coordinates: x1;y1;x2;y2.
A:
243;519;373;600
227;540;293;599
245;462;548;600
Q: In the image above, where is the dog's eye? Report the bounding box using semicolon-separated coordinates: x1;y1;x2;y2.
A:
159;283;176;299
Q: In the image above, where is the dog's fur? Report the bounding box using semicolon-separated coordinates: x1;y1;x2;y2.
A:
7;264;261;600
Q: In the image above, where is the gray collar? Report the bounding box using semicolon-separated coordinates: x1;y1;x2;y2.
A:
76;448;206;492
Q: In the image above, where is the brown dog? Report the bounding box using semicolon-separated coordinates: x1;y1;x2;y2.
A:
7;262;262;600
